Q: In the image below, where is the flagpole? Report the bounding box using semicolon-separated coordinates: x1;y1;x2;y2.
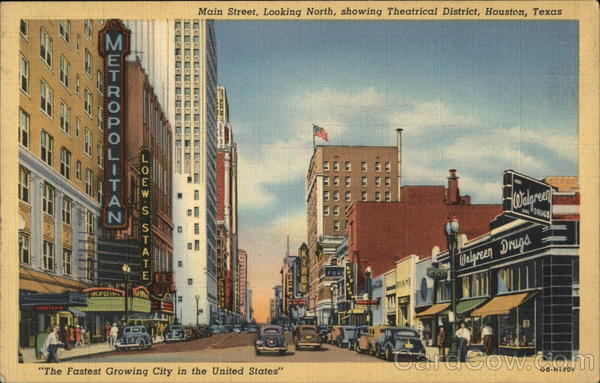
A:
312;123;315;150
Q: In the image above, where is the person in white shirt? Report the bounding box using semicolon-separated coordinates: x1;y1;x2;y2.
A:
455;322;471;362
482;324;494;354
109;323;119;348
43;326;63;363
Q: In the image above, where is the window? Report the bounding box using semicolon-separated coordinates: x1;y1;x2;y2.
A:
323;192;329;202
178;260;183;267
84;129;92;156
40;80;53;116
333;191;339;201
84;49;92;75
187;209;192;216
76;160;82;180
375;177;381;187
84;89;92;115
361;177;367;187
59;102;70;134
19;108;30;148
20;55;29;93
333;206;340;216
97;179;103;204
333;161;339;171
345;177;351;187
60;148;71;179
385;177;391;187
62;248;72;276
324;206;329;216
42;183;55;215
323;161;329;171
375;162;381;172
85;210;94;234
40;28;53;67
62;197;72;224
194;190;199;200
375;192;381;201
175;21;181;29
20;20;28;36
333;221;340;231
75;75;80;94
18;167;30;202
96;71;103;93
59;20;71;43
193;21;199;29
345;161;351;171
59;56;70;88
385;162;391;172
177;226;183;233
96;143;103;167
385;191;391;202
194;223;199;235
345;191;351;201
323;177;329;187
177;193;183;199
184;35;190;43
85;169;93;196
40;130;53;166
361;191;367;201
361;162;367;171
76;34;80;51
97;106;104;131
19;232;30;265
42;240;54;271
84;19;93;38
187;242;192;250
333;176;339;186
194;207;199;217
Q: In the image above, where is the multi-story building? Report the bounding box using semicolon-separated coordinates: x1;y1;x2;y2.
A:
171;19;218;325
216;86;239;324
305;130;403;323
237;249;248;319
246;287;253;322
18;20;106;346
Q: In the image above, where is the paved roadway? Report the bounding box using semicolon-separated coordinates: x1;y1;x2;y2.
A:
72;332;387;363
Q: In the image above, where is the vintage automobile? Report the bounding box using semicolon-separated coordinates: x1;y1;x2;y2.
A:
348;326;369;350
255;325;287;355
246;325;259;333
183;325;199;340
316;325;330;343
374;327;427;361
356;325;390;354
328;325;343;344
233;325;242;333
294;325;322;350
164;324;187;343
333;326;356;347
115;325;153;351
210;325;226;334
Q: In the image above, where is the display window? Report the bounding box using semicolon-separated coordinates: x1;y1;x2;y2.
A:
499;296;536;348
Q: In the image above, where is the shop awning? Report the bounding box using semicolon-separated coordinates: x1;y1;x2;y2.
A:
69;307;86;317
471;292;537;317
440;298;488;316
416;303;450;318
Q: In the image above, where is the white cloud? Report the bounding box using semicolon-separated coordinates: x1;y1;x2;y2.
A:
390;100;478;131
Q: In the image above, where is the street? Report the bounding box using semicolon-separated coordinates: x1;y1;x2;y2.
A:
71;333;387;363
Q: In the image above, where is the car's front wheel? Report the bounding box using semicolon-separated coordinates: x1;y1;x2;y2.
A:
385;347;392;361
138;340;145;350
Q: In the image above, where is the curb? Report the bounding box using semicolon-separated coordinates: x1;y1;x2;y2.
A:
30;340;165;363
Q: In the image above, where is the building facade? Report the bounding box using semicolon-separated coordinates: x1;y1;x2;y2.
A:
237;249;248;321
18;19;106;346
171;19;218;325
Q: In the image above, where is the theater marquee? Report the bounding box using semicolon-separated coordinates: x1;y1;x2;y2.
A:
99;19;131;229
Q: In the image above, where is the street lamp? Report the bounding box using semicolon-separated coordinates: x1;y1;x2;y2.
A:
445;214;460;361
329;284;336;326
122;264;131;325
195;295;200;326
365;266;372;326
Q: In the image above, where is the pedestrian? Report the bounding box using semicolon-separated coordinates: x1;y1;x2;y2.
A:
43;326;63;363
61;325;71;350
68;325;75;348
455;322;471;362
80;326;87;346
75;325;82;347
482;322;494;354
104;322;111;342
436;325;447;360
110;323;119;348
423;324;432;347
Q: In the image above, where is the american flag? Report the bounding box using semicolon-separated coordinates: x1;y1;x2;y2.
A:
313;124;329;141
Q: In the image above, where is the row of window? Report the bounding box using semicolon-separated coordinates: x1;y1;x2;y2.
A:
175;61;202;69
323;190;392;202
174;21;201;30
323;161;392;172
19;233;74;275
323;176;392;187
174;35;201;44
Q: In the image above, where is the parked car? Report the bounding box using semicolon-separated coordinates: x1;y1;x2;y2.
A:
374;327;427;361
233;325;242;333
165;324;187;343
356;326;390;354
255;325;287;355
347;326;369;350
211;325;225;334
294;325;321;350
328;325;343;344
316;325;330;343
183;325;199;340
246;325;259;333
115;325;153;351
198;325;212;337
333;326;356;347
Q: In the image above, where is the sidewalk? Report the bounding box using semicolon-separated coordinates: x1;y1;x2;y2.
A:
424;346;536;364
22;336;164;363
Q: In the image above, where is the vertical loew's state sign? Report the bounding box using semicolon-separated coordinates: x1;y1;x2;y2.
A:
99;19;130;229
139;147;153;290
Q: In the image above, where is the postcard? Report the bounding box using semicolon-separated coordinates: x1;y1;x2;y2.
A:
0;1;598;382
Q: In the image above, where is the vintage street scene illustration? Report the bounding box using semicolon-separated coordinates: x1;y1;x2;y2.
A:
14;15;583;369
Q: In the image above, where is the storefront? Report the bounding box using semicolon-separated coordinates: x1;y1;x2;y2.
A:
395;255;418;328
383;270;396;326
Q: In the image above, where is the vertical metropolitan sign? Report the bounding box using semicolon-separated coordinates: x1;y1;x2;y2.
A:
99;19;130;229
139;148;153;289
502;170;553;226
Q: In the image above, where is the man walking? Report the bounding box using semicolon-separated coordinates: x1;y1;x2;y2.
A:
109;323;119;348
455;322;471;362
43;326;63;363
482;323;494;354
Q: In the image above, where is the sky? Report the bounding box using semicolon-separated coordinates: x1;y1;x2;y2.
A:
215;21;579;323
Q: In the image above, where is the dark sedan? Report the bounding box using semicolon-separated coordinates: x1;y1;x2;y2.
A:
374;327;427;361
255;325;287;355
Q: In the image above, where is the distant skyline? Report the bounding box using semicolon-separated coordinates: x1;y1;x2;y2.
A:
215;20;578;323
